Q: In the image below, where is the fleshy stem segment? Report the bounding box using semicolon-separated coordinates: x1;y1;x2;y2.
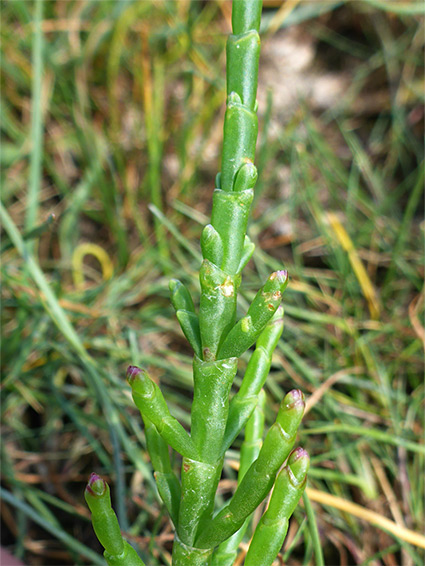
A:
195;390;305;549
244;447;310;566
199;0;263;360
84;474;145;566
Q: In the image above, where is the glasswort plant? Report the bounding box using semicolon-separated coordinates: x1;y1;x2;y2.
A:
85;1;309;564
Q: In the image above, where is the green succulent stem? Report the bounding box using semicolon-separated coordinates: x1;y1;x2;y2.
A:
244;448;310;566
199;0;263;363
86;1;309;564
127;366;198;460
172;536;214;566
84;474;145;566
195;390;305;549
142;415;181;526
175;0;265;557
212;390;266;566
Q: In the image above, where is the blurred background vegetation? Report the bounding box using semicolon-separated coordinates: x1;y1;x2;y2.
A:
1;0;424;565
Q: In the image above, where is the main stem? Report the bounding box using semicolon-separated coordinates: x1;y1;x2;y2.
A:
172;1;262;563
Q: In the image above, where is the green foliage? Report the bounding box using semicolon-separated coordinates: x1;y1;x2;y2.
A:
85;474;145;566
87;1;308;563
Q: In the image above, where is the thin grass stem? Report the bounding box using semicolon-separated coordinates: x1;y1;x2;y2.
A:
303;491;325;566
26;0;44;240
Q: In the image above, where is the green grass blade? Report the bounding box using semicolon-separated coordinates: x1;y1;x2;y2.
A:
1;202;89;361
25;0;44;238
303;491;325;566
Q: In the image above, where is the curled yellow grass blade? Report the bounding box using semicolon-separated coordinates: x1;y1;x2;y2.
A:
72;242;114;288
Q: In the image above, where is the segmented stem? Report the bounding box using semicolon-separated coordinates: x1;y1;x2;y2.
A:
199;0;263;361
195;390;305;549
244;448;309;566
86;3;309;564
175;3;264;558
